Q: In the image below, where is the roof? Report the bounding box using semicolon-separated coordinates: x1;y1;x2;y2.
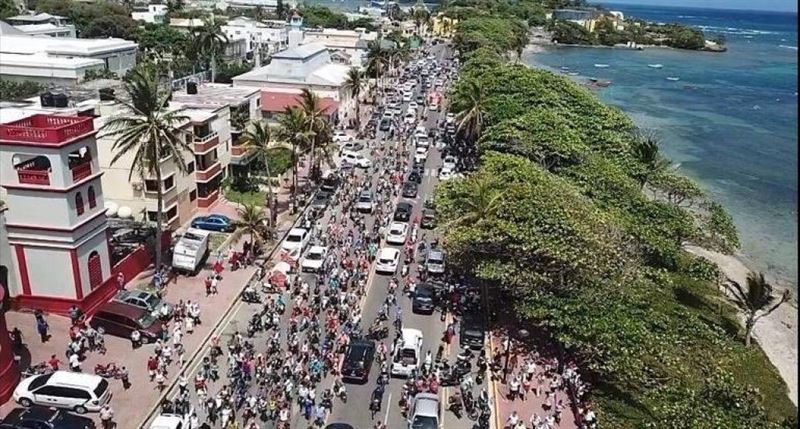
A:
172;83;259;108
48;370;104;386
148;415;185;429
379;247;399;257
6;13;67;23
95;300;147;318
261;90;338;115
0;34;137;56
0;20;25;36
272;43;327;60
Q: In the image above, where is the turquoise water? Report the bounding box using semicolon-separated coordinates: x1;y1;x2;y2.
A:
527;4;798;287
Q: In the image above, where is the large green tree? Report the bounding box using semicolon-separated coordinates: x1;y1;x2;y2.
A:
192;16;228;83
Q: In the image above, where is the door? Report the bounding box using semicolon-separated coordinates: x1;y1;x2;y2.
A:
88;251;103;289
32;386;72;407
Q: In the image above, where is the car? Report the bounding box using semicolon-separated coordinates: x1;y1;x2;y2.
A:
412;283;436;314
442;155;457;171
382;110;394;120
340;151;371;168
428;103;439;112
392;328;423;377
90;301;164;343
404;112;416;125
393;105;404;115
402;91;413;102
446;124;456;135
320;172;340;193
439;166;455;181
408;170;422;184
0;406;96;429
301;245;328;273
386;222;409;245
460;313;486;349
415;135;430;148
324;425;355;429
402;181;418;198
333;130;352;143
408;392;440;429
148;413;191;429
341;339;376;383
190;214;235;232
341;140;365;152
415;95;425;104
394;202;413;222
420;208;436;229
379;118;392;132
375;248;400;274
408;101;419;111
113;289;173;319
355;191;374;213
281;227;310;255
426;248;445;274
310;191;331;212
13;372;111;414
414;147;428;165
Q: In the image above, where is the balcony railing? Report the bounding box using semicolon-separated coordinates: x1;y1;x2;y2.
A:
231;144;252;157
70;162;92;182
18;169;50;185
193;131;219;153
197;189;220;208
0;114;93;145
195;161;222;182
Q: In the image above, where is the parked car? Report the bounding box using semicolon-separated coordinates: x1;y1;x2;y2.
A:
394;202;413;222
12;372;111;414
0;406;95;429
421;208;436;229
172;228;210;274
114;289;173;319
147;413;190;429
402;181;418;199
90;301;164;343
408;170;422;184
320;172;340;193
379;119;392;132
412;283;436;314
438;166;455;181
190;214;235;232
407;393;440;429
341;339;375;383
442;155;457;171
426;249;445;275
301;246;328;273
460;312;486;349
340;151;371;168
281;228;310;256
386;222;409;245
376;248;400;274
333;130;352;143
311;192;330;212
341;141;365;152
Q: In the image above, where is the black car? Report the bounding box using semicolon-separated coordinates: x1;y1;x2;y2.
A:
421;208;436;229
320;174;340;193
379;118;392;132
412;283;436;314
0;406;95;429
341;339;375;383
402;181;418;198
394;202;413;222
325;425;355;429
460;313;486;349
408;170;422;184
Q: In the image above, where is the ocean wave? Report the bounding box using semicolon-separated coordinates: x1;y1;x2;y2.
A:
696;25;779;35
677;15;701;18
778;45;798;50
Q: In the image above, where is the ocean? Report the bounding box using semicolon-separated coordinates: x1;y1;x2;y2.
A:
525;4;798;289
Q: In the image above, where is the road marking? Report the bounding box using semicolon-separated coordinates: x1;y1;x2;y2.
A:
384;392;393;425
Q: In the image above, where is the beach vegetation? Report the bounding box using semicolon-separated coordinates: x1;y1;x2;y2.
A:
725;272;791;347
0;79;44;101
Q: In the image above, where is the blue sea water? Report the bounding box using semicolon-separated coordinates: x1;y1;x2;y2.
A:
526;4;798;288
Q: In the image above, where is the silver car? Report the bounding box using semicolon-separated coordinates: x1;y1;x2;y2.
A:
114;289;173;319
408;392;440;429
355;191;374;213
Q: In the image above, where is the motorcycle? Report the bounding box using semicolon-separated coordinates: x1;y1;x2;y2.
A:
370;385;384;417
367;324;389;340
448;393;463;418
94;362;122;379
242;288;261;304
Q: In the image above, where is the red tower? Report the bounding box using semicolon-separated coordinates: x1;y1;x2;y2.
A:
0;287;20;404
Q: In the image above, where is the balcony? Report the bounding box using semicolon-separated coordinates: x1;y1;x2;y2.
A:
70;162;92;182
0;114;93;145
193;131;219;153
197;189;220;208
18;169;50;185
230;144;256;165
195;161;222;182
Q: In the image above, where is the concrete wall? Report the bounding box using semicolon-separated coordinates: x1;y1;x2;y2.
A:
0;209;20;298
25;246;72;298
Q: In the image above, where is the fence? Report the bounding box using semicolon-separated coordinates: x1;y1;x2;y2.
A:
171;70;212;91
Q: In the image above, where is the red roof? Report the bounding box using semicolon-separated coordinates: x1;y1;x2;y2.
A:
261;91;339;115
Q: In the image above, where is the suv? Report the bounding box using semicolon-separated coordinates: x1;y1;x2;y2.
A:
320;173;340;193
114;289;173;319
421;209;436;229
426;249;445;275
90;301;164;343
341;339;375;383
355;191;374;213
13;372;111;414
0;406;95;429
394;202;413;222
402;181;418;198
407;392;440;429
460;313;486;349
412;283;436;314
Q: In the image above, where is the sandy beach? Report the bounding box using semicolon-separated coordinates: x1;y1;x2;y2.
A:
685;245;798;406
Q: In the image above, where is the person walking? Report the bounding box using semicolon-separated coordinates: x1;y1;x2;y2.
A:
99;405;114;429
35;311;49;342
119;366;130;389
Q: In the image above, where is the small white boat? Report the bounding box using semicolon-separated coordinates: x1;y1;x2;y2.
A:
666;77;680;81
568;72;579;76
648;64;663;69
594;64;610;68
560;66;570;70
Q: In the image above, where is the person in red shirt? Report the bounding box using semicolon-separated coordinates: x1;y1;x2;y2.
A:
48;354;62;371
147;356;158;381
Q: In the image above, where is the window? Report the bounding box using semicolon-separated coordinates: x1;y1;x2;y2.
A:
88;251;102;289
75;192;84;216
61;387;91;399
163;175;175;191
144;179;159;192
189;190;197;201
186;162;195;174
88;186;97;208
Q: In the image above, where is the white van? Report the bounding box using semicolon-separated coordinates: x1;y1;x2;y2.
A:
172;228;210;274
13;371;112;414
392;328;423;377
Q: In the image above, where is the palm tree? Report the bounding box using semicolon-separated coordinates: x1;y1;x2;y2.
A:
101;63;191;271
241;121;275;220
343;68;364;128
440;18;452;37
366;40;388;101
726;272;791;347
297;89;326;183
412;8;430;35
444;172;504;228
192;16;229;83
631;132;671;189
453;80;488;145
275;107;313;212
231;203;271;249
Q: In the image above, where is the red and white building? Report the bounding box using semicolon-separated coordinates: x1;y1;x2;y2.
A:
0;114;115;315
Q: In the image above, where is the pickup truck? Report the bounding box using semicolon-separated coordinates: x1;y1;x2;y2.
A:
171;228;210;274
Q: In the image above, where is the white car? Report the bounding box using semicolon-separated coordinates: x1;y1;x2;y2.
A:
415;125;427;135
415;135;430;148
446;112;455;124
402;91;413;102
355;191;374;213
341;151;371;168
392;328;423;377
429;103;439;112
301;245;328;273
333;130;352;143
281;227;310;257
439;166;455;181
404;112;417;125
382;111;395;120
13;371;112;413
149;412;192;429
386;222;409;245
375;247;400;274
408;101;419;111
393;105;404;115
414;147;428;165
442;155;457;171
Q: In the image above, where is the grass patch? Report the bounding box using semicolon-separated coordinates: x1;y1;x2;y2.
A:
209;232;229;253
224;188;267;207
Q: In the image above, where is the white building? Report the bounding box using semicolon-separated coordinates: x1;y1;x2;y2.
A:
301;28;378;68
131;4;168;24
222;16;289;59
0;22;137;85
